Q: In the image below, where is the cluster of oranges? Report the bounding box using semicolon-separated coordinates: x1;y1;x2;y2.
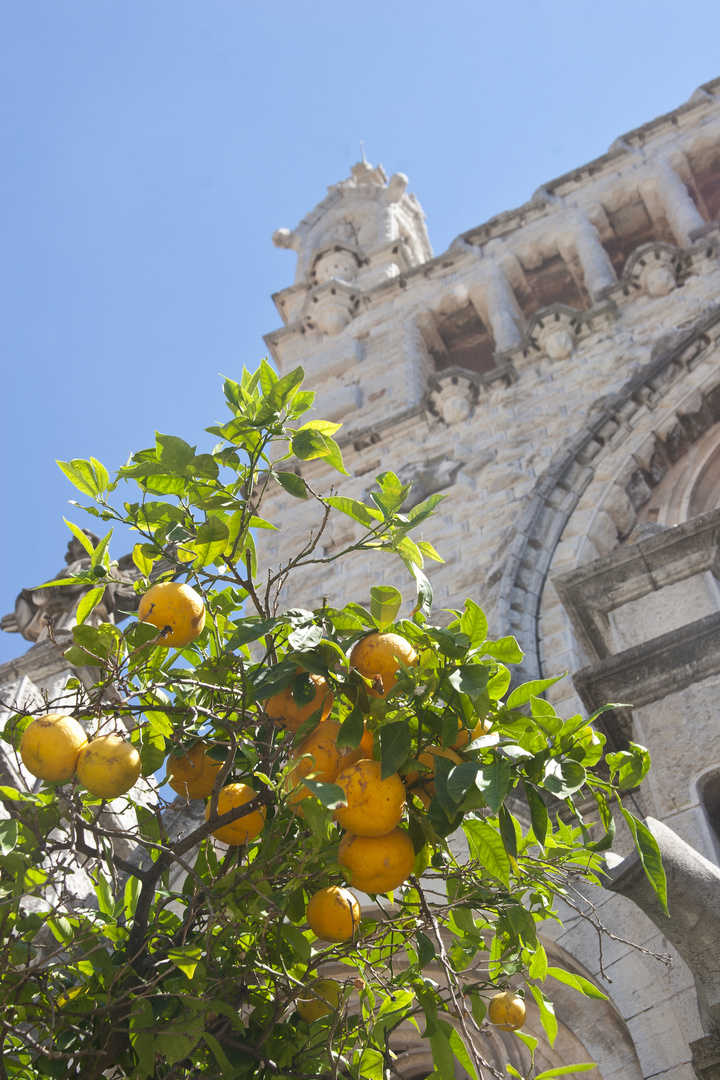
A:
16;581;526;1030
20;714;142;799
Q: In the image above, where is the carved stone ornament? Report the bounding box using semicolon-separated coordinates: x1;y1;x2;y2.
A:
624;242;684;298
0;533;141;644
424;367;480;424
525;304;582;361
303;279;359;336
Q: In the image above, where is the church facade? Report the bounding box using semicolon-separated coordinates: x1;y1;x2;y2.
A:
3;78;720;1080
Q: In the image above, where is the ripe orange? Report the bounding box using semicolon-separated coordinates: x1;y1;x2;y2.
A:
19;714;88;783
349;632;418;698
488;991;526;1031
137;581;205;648
334;758;405;837
359;727;375;759
205;783;266;845
76;734;141;799
167;740;222;799
405;746;462;809
306;886;360;942
451;717;493;751
290;720;362;783
296;978;341;1022
265;670;333;734
338;827;415;893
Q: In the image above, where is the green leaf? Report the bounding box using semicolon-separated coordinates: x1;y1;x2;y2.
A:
370;585;402;631
167;946;202;979
297;418;342;436
94;873;114;917
292;427;331;461
543;759;587;798
607;743;651;789
447;664;489;698
301;778;347;809
76;587;105;625
481;637;524;663
446;1025;479;1080
326;495;382;527
336;704;364;751
534;1066;597;1079
446;762;481;803
428;1024;455;1080
63;518;95;556
378;721;412;779
499;805;519;859
546;966;608;1000
156;432;196;471
372;471;412;517
153;1034;192;1066
527;984;558;1047
415;930;436;968
188;517;230;567
463;819;511;886
407;562;433;620
357;1048;385;1080
507;674;565;710
275;471;308;499
529;942;548;979
57;458;108;497
619;806;669;915
407;491;446;525
475;759;510;814
523;782;549;847
417;540;444;562
202;1032;235;1077
460;599;488;646
132;543;158;576
0;819;18;855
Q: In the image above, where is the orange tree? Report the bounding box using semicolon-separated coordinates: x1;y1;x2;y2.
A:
0;363;666;1080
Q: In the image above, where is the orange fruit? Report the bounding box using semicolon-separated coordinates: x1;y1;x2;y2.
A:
359;728;375;758
349;632;418;698
286;720;362;813
451;717;493;751
20;713;88;783
405;746;462;809
334;758;405;837
206;783;266;845
306;886;360;942
265;670;333;734
167;740;223;799
296;978;341;1022
338;827;415;893
77;734;141;799
137;581;205;648
488;991;526;1031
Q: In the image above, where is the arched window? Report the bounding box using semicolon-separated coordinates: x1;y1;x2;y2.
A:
698;768;720;861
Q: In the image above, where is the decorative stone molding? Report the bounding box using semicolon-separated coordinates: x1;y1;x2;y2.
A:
302;279;359;336
623;242;685;297
498;306;720;686
424;367;480;424
524;304;582;360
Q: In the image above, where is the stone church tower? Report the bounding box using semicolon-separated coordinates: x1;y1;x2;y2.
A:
261;77;720;1080
4;78;720;1080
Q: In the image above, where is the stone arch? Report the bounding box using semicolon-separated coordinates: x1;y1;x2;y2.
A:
497;304;720;693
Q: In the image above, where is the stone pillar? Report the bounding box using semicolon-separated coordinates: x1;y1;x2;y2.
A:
473;268;525;354
641;163;706;247
567;217;617;300
605;816;720;1079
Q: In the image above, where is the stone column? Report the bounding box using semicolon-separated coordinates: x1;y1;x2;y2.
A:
567;216;617;300
472;267;525;354
605;816;720;1079
641;163;706;247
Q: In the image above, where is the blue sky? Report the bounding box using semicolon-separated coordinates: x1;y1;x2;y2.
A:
1;0;720;663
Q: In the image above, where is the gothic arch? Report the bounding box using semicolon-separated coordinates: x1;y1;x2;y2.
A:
497;303;720;690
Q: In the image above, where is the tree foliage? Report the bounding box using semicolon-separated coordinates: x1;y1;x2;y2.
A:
0;363;664;1080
